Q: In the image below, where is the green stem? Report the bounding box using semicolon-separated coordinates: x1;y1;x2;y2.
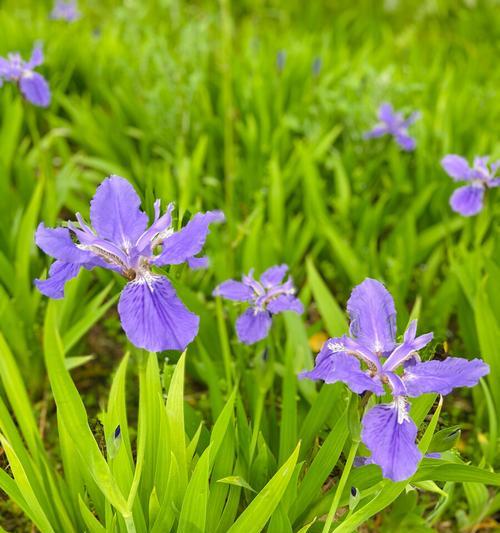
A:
321;441;360;533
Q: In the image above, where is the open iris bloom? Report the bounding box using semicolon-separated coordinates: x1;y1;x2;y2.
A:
0;45;51;107
213;265;303;344
35;175;224;352
441;155;500;216
364;103;419;151
300;278;489;482
50;0;80;22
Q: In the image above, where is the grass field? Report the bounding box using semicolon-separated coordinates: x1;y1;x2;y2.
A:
0;0;499;531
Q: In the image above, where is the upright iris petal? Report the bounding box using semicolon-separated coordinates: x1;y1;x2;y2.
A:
347;278;396;355
214;264;303;345
35;175;224;352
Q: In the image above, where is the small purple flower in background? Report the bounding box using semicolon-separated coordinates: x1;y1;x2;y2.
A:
312;57;322;77
441;155;499;217
0;45;51;107
50;0;80;22
213;265;303;345
276;50;286;73
300;278;488;482
35;175;224;352
365;103;419;151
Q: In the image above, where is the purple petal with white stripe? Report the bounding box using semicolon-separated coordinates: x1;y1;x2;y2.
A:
299;339;384;395
117;274;199;352
403;357;489;397
347;278;396;354
361;401;422;482
450;185;484;216
235;308;272;345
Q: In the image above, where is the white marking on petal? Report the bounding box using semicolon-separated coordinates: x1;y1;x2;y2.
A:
328;341;345;353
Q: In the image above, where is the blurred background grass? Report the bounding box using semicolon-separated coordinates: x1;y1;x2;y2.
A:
0;0;499;530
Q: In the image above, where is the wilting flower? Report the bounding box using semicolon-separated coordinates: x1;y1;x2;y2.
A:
0;45;51;107
213;265;303;344
35;175;224;352
441;155;500;217
50;0;80;22
365;103;419;151
300;278;488;482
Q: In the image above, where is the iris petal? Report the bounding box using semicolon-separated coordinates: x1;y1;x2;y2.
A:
90;175;148;250
403;357;489;397
361;401;422;482
117;274;199;352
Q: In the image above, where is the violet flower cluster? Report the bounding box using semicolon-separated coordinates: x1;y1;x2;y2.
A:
365;103;419;151
441;155;500;216
213;265;303;344
0;45;51;107
300;278;489;482
35;176;224;352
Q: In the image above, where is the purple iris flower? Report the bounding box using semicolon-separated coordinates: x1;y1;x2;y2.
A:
0;45;51;107
35;175;224;352
300;278;489;482
50;0;80;22
365;103;419;151
441;155;500;217
213;265;303;344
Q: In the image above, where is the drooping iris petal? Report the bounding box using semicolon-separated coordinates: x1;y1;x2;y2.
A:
35;223;91;263
449;185;484;216
441;155;471;181
403;357;489;397
260;264;288;288
117;274;199;352
299;340;384;395
267;294;304;315
347;278;396;354
235;308;272;345
90;175;148;250
394;131;416;152
153;210;225;266
361;401;422;482
213;280;255;302
34;261;81;299
19;73;51;107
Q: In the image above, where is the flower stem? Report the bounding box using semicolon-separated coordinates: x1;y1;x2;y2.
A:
321;440;360;533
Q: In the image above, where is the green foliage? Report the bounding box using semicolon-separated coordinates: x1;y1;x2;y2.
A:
0;0;499;531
